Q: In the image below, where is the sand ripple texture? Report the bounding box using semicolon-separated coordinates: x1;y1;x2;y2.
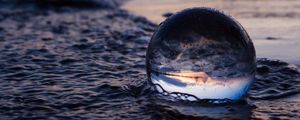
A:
0;1;299;119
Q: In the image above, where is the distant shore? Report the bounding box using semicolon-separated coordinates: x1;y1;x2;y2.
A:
124;0;300;66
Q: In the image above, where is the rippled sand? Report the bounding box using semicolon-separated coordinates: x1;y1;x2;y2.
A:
0;0;299;119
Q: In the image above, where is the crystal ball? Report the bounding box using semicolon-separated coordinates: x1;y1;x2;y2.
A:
146;8;256;101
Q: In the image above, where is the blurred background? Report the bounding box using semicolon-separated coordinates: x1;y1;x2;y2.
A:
123;0;300;66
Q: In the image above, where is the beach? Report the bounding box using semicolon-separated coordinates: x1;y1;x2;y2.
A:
0;0;299;119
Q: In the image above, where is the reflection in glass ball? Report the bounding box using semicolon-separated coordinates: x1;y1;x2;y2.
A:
146;8;256;101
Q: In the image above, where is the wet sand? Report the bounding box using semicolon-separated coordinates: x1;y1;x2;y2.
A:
0;0;299;119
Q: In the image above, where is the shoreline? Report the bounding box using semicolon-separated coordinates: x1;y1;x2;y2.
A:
0;0;299;119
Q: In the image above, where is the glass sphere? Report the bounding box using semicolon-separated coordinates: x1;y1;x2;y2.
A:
146;8;256;101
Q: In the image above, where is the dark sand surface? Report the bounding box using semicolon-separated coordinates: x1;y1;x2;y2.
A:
0;0;299;119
